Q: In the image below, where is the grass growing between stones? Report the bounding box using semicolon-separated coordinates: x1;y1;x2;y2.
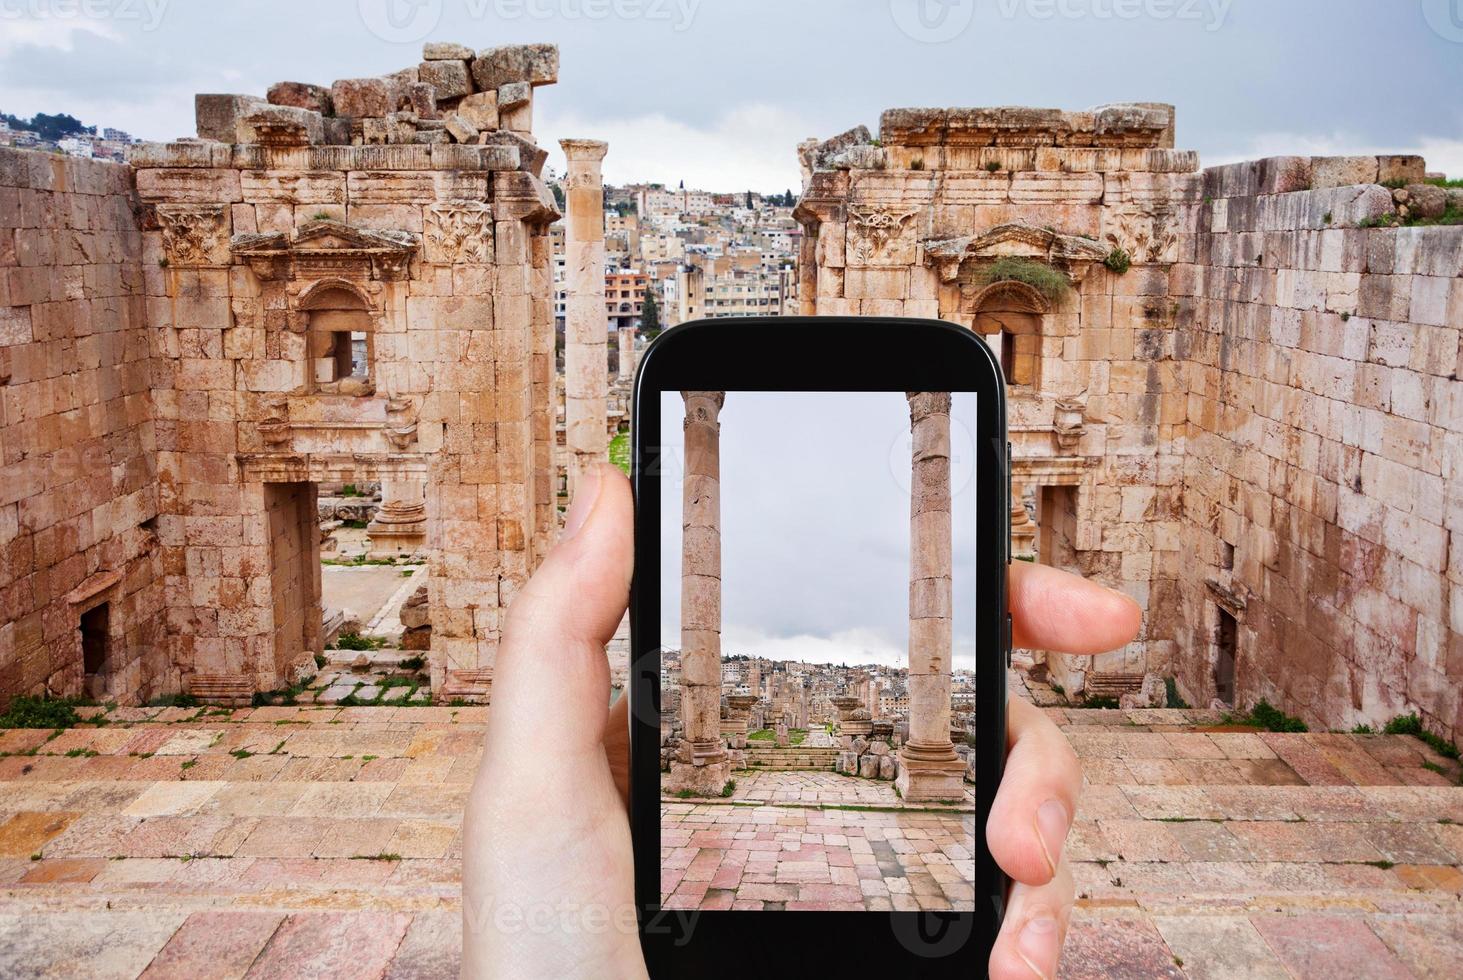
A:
977;257;1071;302
1225;699;1308;733
1383;713;1460;760
0;696;84;730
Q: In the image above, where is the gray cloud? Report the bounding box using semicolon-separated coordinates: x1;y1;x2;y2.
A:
659;391;981;669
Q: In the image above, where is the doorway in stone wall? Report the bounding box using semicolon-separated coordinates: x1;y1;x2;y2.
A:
264;482;322;680
1215;607;1237;707
1037;486;1079;570
80;602;110;699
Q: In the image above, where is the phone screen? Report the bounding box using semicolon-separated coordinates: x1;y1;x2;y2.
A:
657;390;979;913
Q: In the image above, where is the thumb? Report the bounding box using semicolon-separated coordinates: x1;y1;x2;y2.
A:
484;462;633;757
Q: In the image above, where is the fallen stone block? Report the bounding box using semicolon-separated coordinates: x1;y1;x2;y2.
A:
423;41;475;61
419;59;472;101
331;77;395;119
195;94;267;142
471;43;559;90
267;81;333;115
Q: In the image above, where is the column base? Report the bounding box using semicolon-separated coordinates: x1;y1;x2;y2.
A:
365;522;426;559
665;760;732;798
895;747;967;802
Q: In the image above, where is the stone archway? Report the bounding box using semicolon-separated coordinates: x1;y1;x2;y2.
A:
966;279;1050;389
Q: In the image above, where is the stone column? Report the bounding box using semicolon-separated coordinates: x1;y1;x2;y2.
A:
366;480;426;558
726;693;758;749
1011;487;1037;561
617;325;637;381
559;139;609;500
896;392;967;801
666;391;732;796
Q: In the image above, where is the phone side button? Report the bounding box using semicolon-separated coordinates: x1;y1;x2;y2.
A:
1006;613;1013;669
1006;442;1013;565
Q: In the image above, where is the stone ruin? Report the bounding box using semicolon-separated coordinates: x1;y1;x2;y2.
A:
0;43;566;707
796;105;1461;740
1;45;1459;746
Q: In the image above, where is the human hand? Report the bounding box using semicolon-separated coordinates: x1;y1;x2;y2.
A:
461;463;1141;980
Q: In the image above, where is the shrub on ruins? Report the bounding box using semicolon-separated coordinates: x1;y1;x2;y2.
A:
1384;714;1460;759
1245;699;1307;733
978;257;1070;302
0;696;83;730
1104;247;1131;275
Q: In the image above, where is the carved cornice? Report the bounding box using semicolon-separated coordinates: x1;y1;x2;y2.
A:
924;222;1110;283
230;220;418;282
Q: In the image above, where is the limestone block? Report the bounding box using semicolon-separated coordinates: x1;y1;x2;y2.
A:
858;755;880;779
331;77;395;118
1377;155;1426;185
878;755;896;780
136;168;242;204
419;60;471;102
267;81;333;115
126;142;234;169
424;42;475;61
868;740;890;757
1310;156;1380;189
498;82;531;111
471;43;559;90
239;171;345;205
879;108;946;147
457;92;499;133
238;106;324;146
835;751;857;775
195;94;267;141
444;114;479;145
405;83;439;120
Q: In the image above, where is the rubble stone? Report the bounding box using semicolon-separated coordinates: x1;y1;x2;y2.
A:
267;81;333;115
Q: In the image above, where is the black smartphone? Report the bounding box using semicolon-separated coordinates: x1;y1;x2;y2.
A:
628;316;1010;975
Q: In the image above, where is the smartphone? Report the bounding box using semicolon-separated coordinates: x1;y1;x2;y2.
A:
628;316;1009;975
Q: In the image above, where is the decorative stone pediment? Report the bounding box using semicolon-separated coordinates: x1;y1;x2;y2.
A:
924;222;1110;283
231;220;418;281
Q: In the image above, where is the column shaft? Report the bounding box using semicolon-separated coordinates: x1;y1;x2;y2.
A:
666;390;731;796
896;391;966;801
559;139;609;500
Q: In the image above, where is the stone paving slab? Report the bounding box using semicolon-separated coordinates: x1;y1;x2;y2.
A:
0;705;1456;976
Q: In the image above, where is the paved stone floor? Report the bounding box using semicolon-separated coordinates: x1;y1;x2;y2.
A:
320;563;425;641
661;802;976;911
0;702;1458;977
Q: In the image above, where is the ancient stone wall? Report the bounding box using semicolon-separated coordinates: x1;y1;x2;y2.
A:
1172;155;1461;738
0;43;563;707
795;105;1201;693
0;149;168;703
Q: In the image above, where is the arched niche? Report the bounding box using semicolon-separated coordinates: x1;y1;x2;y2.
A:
300;281;376;393
966;280;1050;389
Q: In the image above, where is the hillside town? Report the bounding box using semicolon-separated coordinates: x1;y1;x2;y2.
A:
550;177;800;345
0;111;139;162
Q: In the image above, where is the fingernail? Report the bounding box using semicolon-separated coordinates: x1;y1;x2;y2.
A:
562;464;603;541
1017;909;1060;980
1035;799;1069;876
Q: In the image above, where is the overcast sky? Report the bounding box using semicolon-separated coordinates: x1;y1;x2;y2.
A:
2;0;1460;190
659;391;981;669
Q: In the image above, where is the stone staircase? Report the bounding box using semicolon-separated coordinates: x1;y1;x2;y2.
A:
741;745;841;770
